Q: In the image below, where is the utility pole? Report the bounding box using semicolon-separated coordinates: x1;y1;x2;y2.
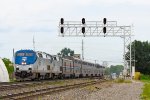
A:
95;60;97;64
102;61;108;68
82;39;84;60
33;36;35;51
12;48;15;68
94;60;97;67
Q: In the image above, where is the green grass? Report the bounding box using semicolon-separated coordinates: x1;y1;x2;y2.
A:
141;83;150;100
141;74;150;82
114;78;132;83
141;74;150;100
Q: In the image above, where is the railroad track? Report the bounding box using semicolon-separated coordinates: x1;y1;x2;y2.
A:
0;79;106;100
0;81;46;92
0;79;70;91
0;78;102;92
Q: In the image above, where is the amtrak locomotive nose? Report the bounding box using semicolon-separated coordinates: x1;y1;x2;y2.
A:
15;50;37;65
15;50;36;78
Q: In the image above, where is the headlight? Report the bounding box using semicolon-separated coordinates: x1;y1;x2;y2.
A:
22;62;26;65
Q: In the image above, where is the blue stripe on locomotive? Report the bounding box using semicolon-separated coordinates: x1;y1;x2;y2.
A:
15;50;37;65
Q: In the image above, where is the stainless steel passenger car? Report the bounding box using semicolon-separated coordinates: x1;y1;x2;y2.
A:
61;56;105;78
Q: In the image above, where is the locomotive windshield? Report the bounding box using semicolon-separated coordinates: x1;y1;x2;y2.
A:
16;53;34;56
15;50;37;65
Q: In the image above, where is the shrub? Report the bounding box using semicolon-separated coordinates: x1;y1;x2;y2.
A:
114;78;132;83
134;72;141;80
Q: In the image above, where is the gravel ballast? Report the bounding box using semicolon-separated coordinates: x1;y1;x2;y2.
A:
86;81;143;100
36;80;143;100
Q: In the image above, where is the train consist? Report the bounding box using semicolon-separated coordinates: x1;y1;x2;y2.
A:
14;49;105;80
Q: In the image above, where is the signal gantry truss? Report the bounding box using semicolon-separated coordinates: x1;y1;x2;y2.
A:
58;18;134;78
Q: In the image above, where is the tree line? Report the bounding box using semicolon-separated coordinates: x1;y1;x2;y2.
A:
126;40;150;74
105;65;124;75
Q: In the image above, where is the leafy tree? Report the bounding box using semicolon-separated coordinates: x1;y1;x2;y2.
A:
126;40;150;74
105;65;124;75
2;58;14;74
105;67;110;75
58;47;74;57
110;65;124;75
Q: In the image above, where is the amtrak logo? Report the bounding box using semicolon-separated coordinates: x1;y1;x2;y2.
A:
22;57;27;61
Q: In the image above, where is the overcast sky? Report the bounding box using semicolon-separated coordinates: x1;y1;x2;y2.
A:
0;0;150;65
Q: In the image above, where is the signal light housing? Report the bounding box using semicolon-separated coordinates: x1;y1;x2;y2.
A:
82;18;85;24
82;27;85;34
103;18;107;25
103;27;106;34
60;27;64;33
60;18;64;25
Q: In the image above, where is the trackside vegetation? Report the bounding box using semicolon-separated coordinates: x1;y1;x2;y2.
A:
2;58;14;80
126;40;150;74
114;78;132;83
141;74;150;100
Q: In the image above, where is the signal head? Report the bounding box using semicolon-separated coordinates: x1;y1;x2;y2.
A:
103;27;106;34
82;27;85;34
82;18;85;24
103;18;107;25
60;18;64;25
60;27;64;34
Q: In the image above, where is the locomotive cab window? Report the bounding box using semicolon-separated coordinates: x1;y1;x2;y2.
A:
16;53;24;56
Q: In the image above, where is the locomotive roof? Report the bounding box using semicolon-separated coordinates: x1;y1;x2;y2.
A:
62;56;104;68
16;49;35;52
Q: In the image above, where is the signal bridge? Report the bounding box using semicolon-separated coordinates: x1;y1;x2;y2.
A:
59;18;132;37
58;18;134;79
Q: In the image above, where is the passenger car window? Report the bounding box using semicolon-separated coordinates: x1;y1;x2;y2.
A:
47;65;50;70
